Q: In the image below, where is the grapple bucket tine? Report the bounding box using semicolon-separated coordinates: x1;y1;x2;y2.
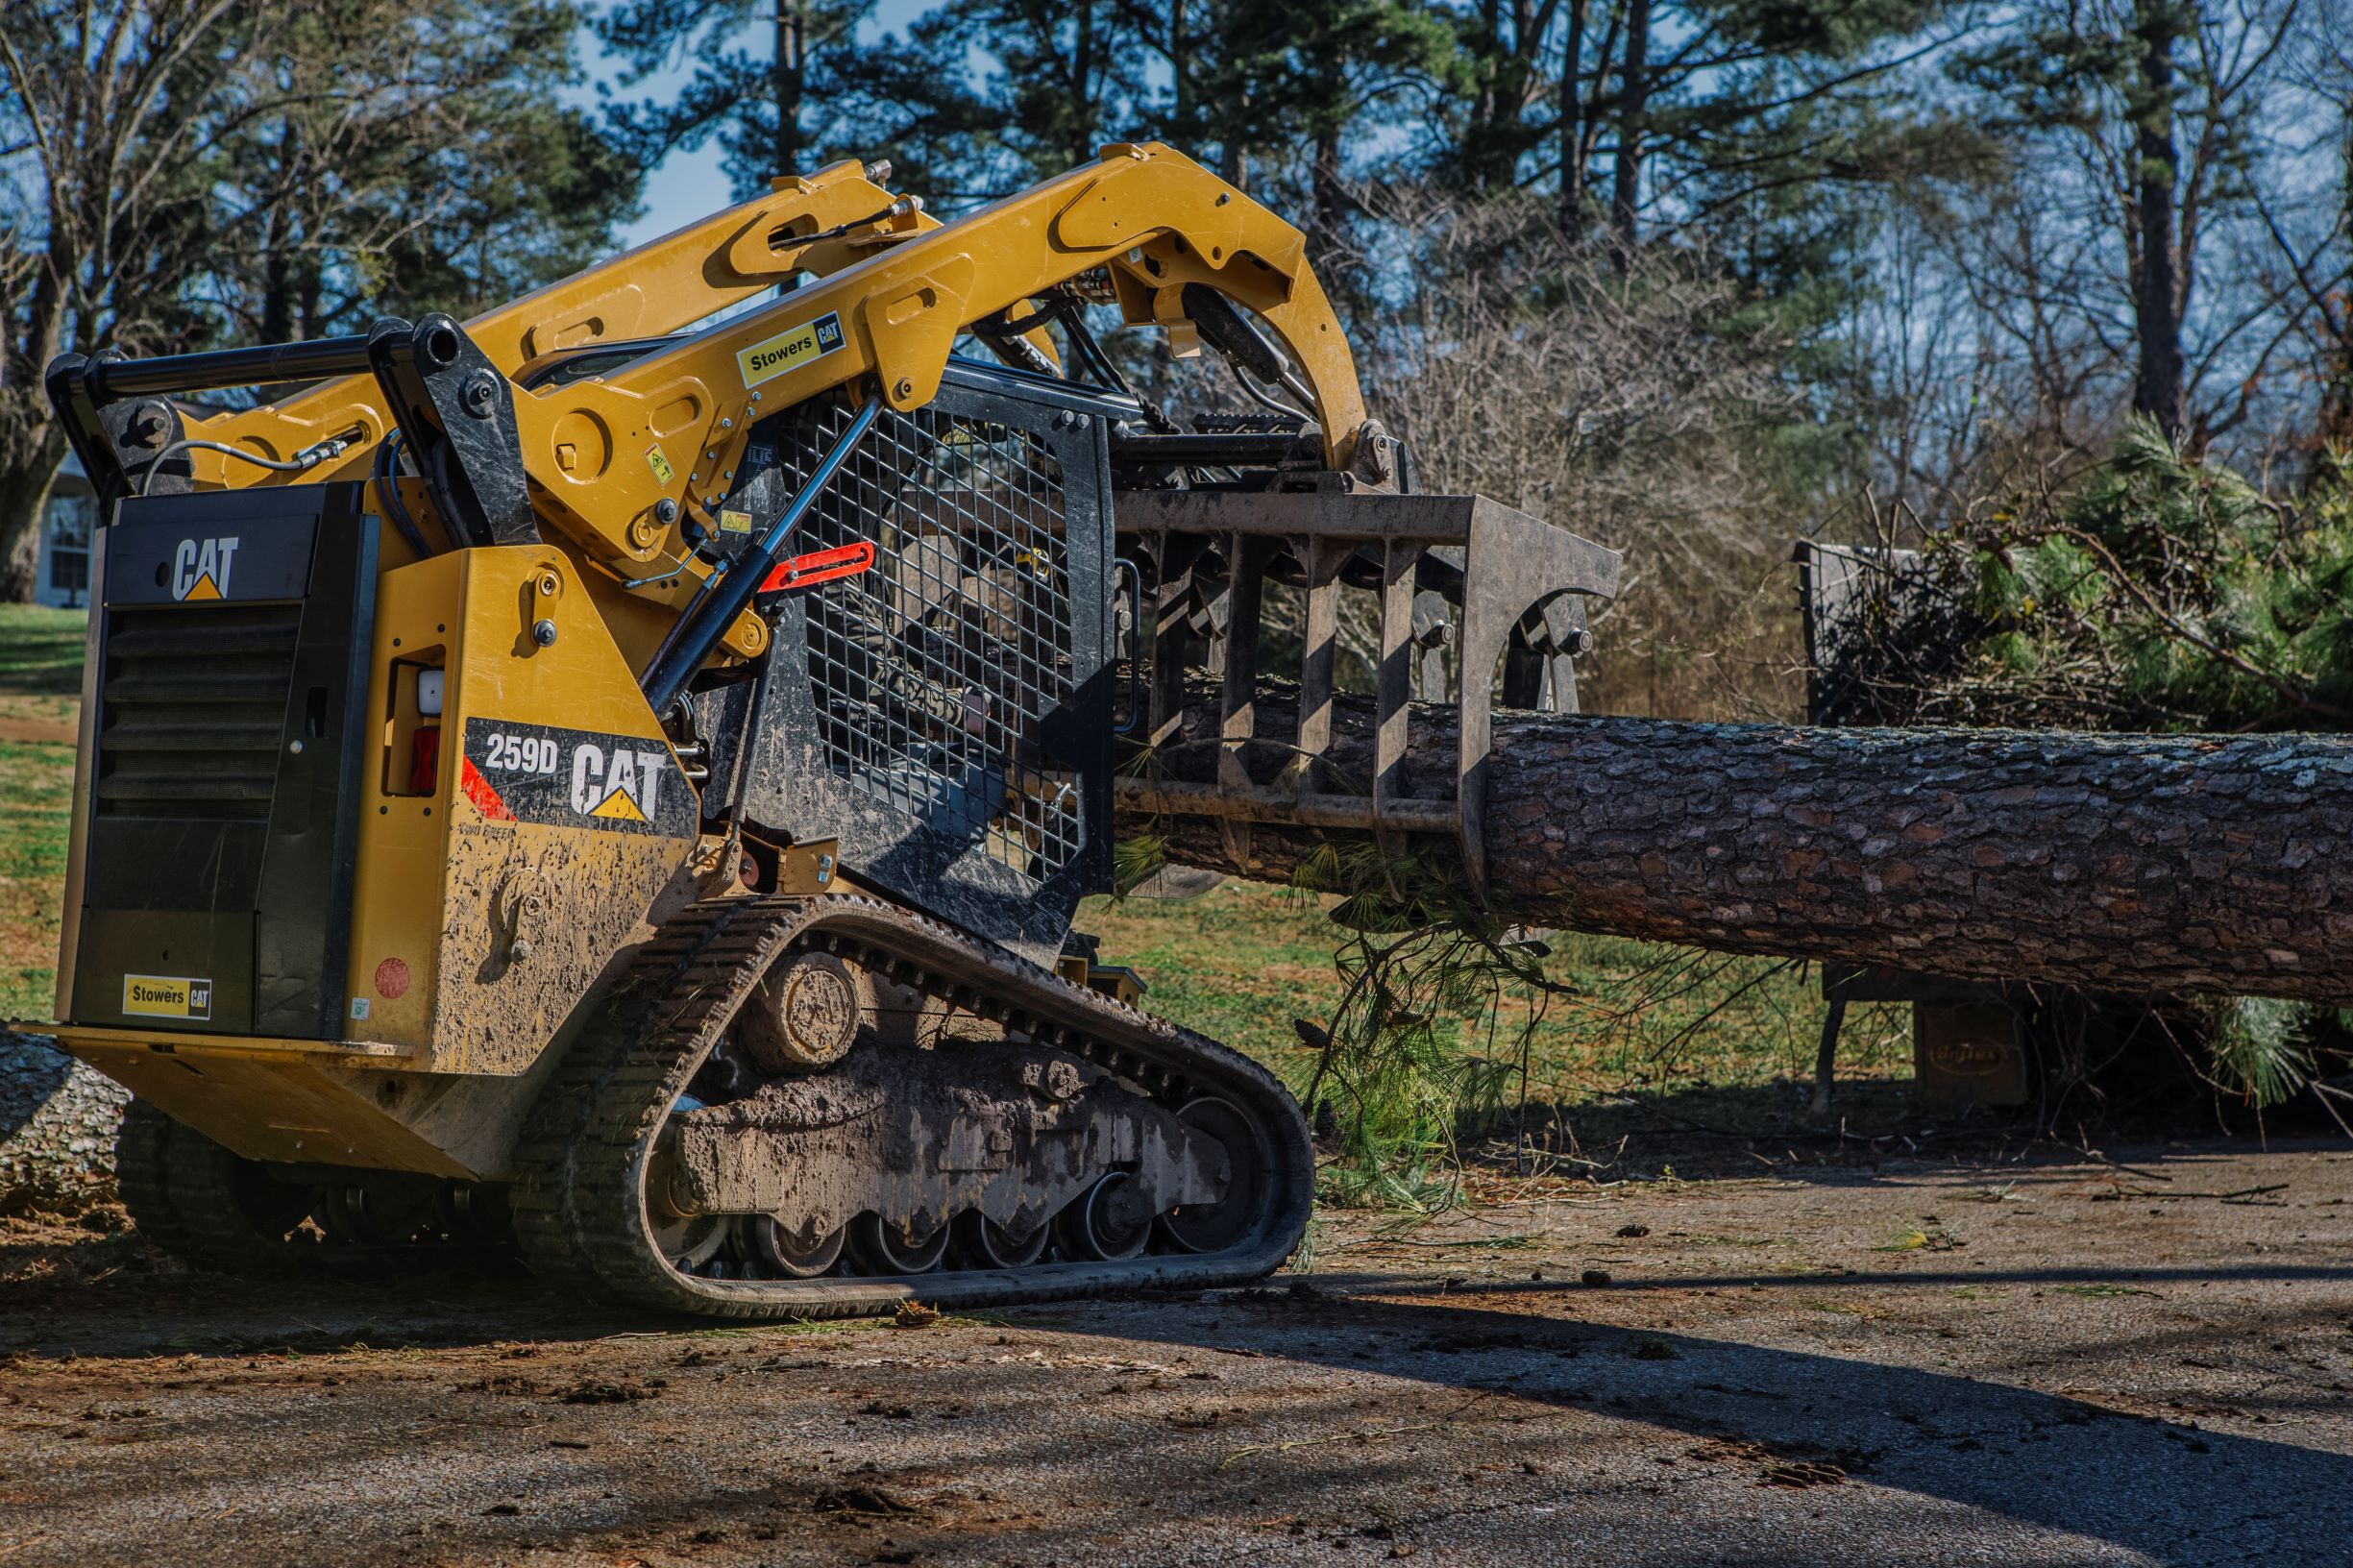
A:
1216;532;1277;871
1115;489;1621;903
1295;534;1346;797
1374;538;1421;871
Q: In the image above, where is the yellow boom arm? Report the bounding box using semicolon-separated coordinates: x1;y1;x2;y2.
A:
170;159;939;489
484;142;1375;674
57;144;1374;684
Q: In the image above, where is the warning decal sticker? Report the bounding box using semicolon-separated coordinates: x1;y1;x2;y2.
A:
458;719;698;838
735;310;845;389
458;757;515;821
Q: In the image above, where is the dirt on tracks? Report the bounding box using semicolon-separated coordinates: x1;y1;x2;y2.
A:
2;1142;2349;1567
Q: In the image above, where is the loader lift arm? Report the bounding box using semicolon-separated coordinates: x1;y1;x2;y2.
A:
46;157;938;506
431;141;1385;683
51;142;1376;689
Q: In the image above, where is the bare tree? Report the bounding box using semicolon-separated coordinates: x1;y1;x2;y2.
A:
2275;12;2353;453
0;0;275;598
1924;0;2331;467
0;0;635;600
1346;187;1802;716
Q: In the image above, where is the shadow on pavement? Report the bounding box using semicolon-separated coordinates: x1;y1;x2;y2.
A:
1046;1273;2353;1562
5;1223;2347;1562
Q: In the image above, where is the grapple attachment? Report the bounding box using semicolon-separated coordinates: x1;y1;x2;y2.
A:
1115;486;1620;890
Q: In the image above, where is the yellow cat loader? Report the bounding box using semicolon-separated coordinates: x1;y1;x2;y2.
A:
36;145;1619;1316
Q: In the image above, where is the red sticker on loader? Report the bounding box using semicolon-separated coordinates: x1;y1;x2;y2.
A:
459;757;515;821
759;540;875;594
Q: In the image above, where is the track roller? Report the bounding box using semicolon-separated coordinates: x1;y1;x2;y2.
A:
508;894;1313;1319
848;1213;951;1274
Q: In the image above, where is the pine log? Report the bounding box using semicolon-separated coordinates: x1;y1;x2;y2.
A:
1;1031;128;1213
1121;681;2353;1004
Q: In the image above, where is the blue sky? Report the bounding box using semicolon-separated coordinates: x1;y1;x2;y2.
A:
570;0;936;249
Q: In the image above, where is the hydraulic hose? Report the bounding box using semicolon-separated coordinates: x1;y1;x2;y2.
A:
638;393;885;714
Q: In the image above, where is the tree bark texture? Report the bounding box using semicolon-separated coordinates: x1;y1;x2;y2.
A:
1125;681;2353;1005
1;1031;126;1213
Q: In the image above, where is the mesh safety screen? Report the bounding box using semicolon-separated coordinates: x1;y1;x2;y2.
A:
762;401;1082;884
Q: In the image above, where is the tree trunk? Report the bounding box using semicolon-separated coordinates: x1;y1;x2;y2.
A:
1557;0;1589;244
1311;128;1347;257
0;419;63;604
1;235;72;603
1609;0;1650;261
2130;0;2187;440
1125;681;2353;1005
1064;1;1102;170
1165;0;1195;166
775;0;807;178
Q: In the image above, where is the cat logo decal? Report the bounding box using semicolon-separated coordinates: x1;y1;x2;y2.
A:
569;742;668;823
171;536;241;600
457;719;696;838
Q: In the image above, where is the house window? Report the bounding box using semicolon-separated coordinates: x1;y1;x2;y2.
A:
46;493;93;604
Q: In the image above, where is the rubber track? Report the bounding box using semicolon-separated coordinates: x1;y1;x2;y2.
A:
113;1097;311;1274
509;894;1314;1320
112;1100;184;1250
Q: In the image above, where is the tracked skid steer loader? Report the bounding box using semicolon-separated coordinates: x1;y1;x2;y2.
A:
36;145;1619;1316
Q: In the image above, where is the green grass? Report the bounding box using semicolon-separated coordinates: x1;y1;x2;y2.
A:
0;603;87;697
0;606;86;1022
0;735;75;1023
1075;883;1915;1139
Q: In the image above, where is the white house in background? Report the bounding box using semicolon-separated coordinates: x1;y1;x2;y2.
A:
33;453;95;610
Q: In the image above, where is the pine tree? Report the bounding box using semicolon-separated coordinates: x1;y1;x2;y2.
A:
598;0;878;195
